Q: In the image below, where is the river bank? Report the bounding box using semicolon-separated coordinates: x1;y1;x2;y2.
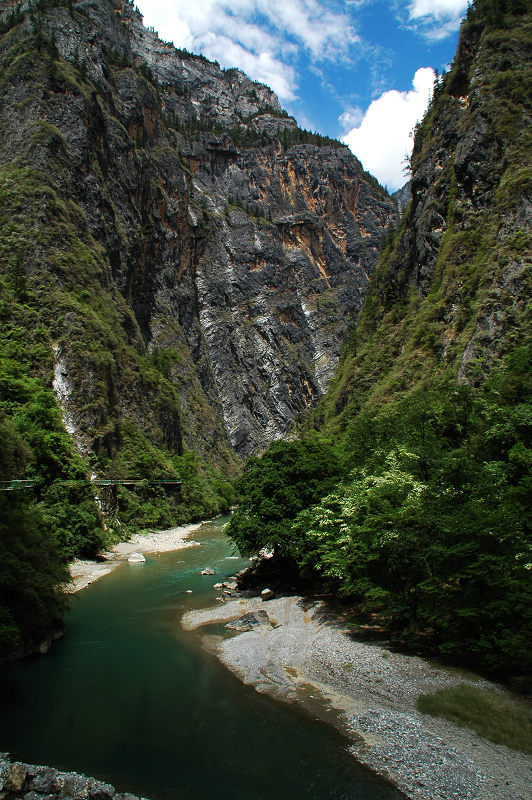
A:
182;594;532;800
0;754;145;800
67;523;203;592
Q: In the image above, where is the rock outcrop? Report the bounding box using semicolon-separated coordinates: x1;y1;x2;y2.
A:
0;755;146;800
379;6;531;384
0;0;394;462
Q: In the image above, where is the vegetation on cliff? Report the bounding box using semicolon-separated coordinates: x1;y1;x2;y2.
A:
0;0;237;656
228;0;532;676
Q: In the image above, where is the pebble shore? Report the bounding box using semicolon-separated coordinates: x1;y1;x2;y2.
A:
182;595;532;800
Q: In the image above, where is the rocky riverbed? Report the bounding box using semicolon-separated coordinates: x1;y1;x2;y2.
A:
182;595;532;800
0;756;147;800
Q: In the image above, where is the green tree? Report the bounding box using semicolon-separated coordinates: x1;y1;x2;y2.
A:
227;438;343;560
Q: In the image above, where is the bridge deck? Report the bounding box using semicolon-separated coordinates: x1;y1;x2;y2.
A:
0;478;182;491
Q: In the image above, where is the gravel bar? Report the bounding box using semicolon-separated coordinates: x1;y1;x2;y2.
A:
182;595;532;800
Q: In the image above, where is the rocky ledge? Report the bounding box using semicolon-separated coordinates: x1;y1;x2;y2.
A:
0;756;147;800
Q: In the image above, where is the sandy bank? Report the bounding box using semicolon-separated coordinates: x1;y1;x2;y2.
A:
182;595;532;800
68;523;203;593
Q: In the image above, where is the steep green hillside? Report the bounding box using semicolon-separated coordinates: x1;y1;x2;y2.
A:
0;2;240;560
229;0;532;676
321;0;530;424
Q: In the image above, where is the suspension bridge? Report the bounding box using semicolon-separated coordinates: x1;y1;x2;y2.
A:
0;478;182;492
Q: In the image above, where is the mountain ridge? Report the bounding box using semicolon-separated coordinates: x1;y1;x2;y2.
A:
0;0;394;462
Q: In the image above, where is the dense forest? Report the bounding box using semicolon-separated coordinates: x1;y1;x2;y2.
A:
228;0;532;677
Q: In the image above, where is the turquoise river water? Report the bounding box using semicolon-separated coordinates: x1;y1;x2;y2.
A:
0;517;402;800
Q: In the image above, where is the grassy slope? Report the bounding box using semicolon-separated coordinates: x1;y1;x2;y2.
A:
417;683;532;754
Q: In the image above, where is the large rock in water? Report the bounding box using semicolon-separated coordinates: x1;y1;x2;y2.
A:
0;0;396;461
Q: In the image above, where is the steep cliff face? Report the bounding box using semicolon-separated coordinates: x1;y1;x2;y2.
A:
0;0;394;465
174;141;388;454
319;0;531;423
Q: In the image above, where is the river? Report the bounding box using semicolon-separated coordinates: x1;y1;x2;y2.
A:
0;517;401;800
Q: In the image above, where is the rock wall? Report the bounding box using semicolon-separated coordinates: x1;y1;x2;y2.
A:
374;5;531;383
0;0;394;460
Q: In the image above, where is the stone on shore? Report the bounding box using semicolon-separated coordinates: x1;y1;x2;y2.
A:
128;553;146;563
261;588;275;601
28;768;60;794
5;763;26;792
88;778;116;799
225;611;272;632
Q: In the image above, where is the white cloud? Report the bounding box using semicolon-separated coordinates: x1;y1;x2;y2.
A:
134;0;357;102
408;0;468;19
339;106;364;131
406;0;468;39
199;34;298;101
342;67;435;191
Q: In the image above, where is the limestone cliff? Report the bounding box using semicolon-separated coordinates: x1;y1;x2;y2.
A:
0;0;394;467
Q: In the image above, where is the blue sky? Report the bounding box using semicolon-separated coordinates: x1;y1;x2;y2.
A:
134;0;469;190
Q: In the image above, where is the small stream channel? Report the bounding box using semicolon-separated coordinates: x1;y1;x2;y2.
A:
0;517;401;800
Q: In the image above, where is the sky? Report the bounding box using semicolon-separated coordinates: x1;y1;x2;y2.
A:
134;0;469;191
